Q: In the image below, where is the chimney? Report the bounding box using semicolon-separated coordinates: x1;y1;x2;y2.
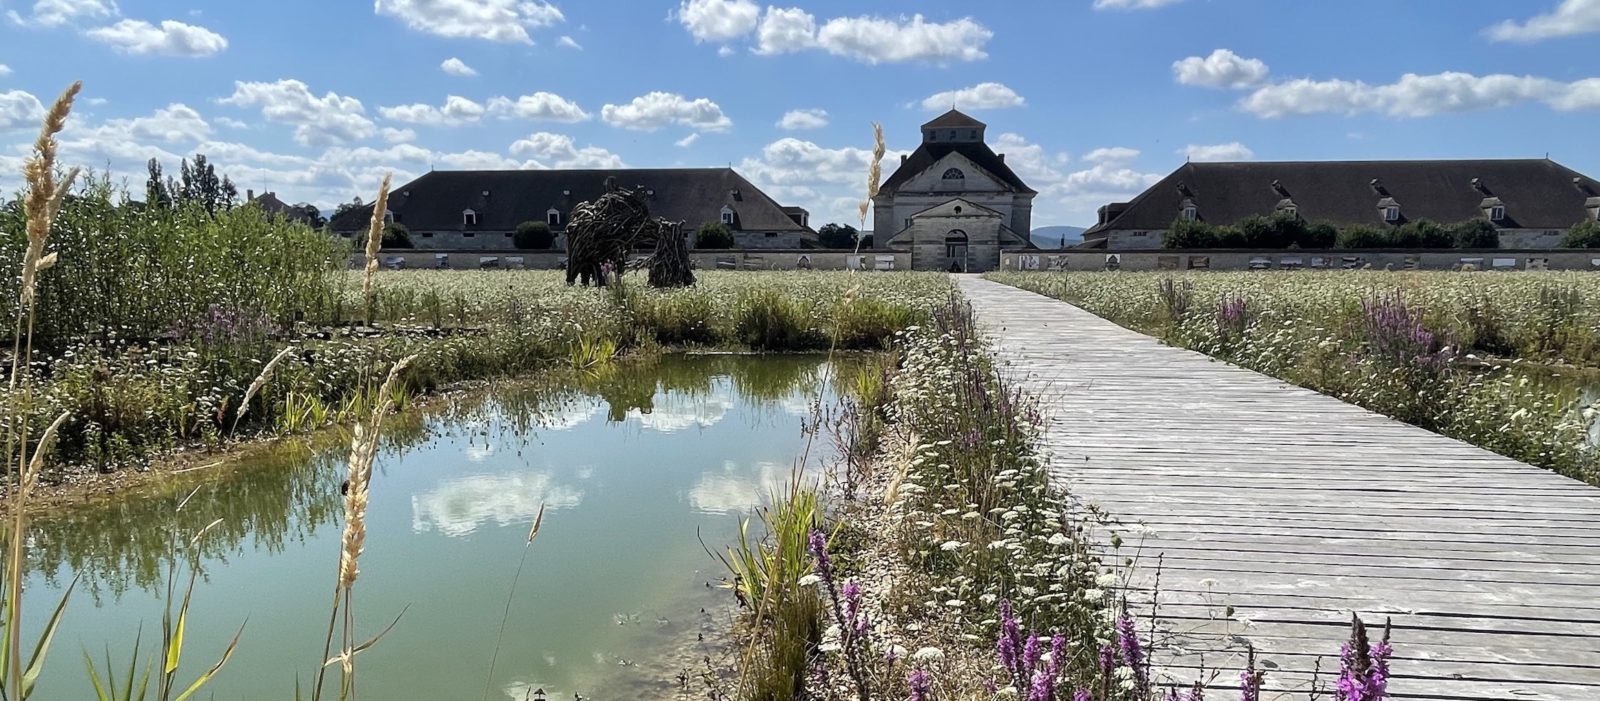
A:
900;154;908;164
998;153;1006;163
246;189;254;201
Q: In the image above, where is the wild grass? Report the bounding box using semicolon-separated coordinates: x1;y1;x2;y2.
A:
990;271;1600;484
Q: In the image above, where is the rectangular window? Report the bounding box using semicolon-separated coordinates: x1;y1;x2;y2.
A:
903;218;912;230
765;232;777;237
1489;206;1505;221
1384;207;1400;222
421;231;433;238
463;231;475;238
1181;207;1197;221
547;211;561;226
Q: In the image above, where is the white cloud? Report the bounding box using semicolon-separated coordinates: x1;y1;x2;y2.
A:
374;0;563;43
215;116;248;129
557;35;581;49
716;45;736;57
381;127;417;143
1093;0;1182;9
1486;0;1600;42
1084;146;1140;164
440;57;477;77
116;103;210;142
1179;142;1254;161
85;18;227;56
992;133;1066;184
0;65;11;77
8;0;118;27
379;95;486;126
777;108;828;130
219;79;376;146
754;6;817;54
0;90;46;130
815;14;990;64
921;82;1025;111
601;92;730;131
509;132;624;168
411;472;582;538
1172;49;1268;89
486;92;590;122
1237;71;1598;118
675;133;700;148
675;0;759;42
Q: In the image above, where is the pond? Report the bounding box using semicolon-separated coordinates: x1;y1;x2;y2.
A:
21;355;850;700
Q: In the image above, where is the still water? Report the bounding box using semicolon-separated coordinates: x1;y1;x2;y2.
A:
23;355;846;700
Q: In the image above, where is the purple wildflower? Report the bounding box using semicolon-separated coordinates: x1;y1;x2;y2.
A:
1027;670;1054;701
908;668;933;701
1336;616;1393;701
1046;635;1065;679
807;529;833;580
1358;293;1453;369
1073;691;1090;701
1240;646;1264;701
1116;613;1149;691
1215;293;1249;343
997;600;1025;685
1023;633;1042;676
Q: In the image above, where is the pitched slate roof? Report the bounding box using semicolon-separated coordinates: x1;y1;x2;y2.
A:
329;168;812;234
923;109;986;129
879;141;1035;195
1085;159;1600;237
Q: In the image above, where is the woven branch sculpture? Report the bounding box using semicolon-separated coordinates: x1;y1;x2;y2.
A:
564;177;694;288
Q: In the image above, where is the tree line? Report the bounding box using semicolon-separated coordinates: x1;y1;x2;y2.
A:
1161;212;1600;250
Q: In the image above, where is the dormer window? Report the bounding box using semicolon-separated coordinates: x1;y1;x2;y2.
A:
1383;206;1401;222
1282;205;1298;218
547;208;562;226
382;209;394;224
463;209;478;226
1180;203;1198;221
720;206;735;226
942;168;965;181
1488;205;1505;222
1586;197;1600;221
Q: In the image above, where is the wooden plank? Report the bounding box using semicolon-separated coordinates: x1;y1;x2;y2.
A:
955;276;1600;698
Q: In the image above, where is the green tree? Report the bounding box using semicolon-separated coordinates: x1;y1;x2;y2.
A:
1449;219;1500;249
514;220;555;249
1563;219;1600;248
1162;218;1218;248
333;198;366;222
382;222;413;248
1304;222;1338;248
695;222;736;249
145;158;172;209
816;222;859;249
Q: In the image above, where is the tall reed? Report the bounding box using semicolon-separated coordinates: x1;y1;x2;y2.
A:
361;174;392;326
855;123;885;255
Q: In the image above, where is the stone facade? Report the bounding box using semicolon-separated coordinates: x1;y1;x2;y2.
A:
873;110;1036;271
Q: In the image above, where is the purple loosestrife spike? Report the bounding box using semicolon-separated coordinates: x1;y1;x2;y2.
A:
1117;613;1149;691
908;668;933;701
1073;691;1090;701
808;529;833;580
1027;669;1054;701
1187;683;1206;701
1023;634;1042;677
998;600;1024;682
1047;635;1065;679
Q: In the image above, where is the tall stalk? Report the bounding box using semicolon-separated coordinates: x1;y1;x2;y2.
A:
361;174;392;327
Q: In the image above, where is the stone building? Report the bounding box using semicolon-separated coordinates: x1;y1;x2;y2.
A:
873;110;1037;271
329;168;814;250
1083;159;1600;250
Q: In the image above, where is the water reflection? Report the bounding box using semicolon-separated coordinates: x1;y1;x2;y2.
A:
21;353;857;700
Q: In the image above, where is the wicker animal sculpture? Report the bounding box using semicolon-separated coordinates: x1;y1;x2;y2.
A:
564;178;694;288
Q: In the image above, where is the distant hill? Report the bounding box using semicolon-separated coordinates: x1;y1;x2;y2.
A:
1031;226;1086;249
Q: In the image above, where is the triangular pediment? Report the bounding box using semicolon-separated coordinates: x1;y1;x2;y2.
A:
911;197;1003;219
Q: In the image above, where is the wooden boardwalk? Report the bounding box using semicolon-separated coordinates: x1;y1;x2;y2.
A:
957;276;1600;700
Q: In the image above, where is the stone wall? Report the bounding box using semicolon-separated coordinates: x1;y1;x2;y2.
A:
1000;248;1600;272
354;249;911;271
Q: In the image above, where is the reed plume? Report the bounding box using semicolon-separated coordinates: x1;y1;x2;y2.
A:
361;173;392;326
313;354;414;701
854;122;885;254
18;82;82;309
233;345;296;431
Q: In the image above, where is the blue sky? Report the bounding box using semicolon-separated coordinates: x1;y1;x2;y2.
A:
2;0;1598;228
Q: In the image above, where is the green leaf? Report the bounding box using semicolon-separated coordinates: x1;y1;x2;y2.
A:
21;576;78;698
171;622;243;701
163;606;186;676
81;650;110;701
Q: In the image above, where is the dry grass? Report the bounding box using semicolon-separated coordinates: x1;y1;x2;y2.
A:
856;122;885;253
233;345;296;430
361;173;392;325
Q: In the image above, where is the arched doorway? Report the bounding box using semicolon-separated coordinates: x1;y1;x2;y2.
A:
945;229;969;272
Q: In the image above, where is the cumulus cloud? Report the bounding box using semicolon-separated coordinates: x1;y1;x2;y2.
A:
0;65;11;77
601;92;730;131
85;18;227;56
411;472;582;538
776;108;828;130
1179;142;1254;161
1486;0;1600;42
1083;146;1141;164
379;95;486;126
1172;49;1268;89
374;0;563;43
1237;71;1598;118
0;90;47;130
1093;0;1182;9
557;35;581;49
7;0;118;27
219;79;376;146
486;92;590;122
675;0;759;41
440;57;477;76
815;14;990;63
380;127;417;143
509;132;624;169
992;133;1066;184
115;103;211;142
754;6;817;54
920;82;1025;111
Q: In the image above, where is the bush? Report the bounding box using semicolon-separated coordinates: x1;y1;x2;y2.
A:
1563;219;1600;248
1162;218;1217;248
514;220;554;249
1305;222;1339;248
1336;225;1388;249
1451;219;1501;249
816;223;859;249
382;222;413;248
695;222;736;249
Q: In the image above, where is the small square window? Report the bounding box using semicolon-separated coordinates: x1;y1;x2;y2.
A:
421;232;433;238
765;232;777;237
1383;206;1401;222
1181;207;1198;221
1489;205;1505;221
463;231;475;238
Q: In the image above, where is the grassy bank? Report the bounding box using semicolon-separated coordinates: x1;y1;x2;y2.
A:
988;271;1600;485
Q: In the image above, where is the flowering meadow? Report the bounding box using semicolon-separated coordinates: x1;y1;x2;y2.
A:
719;296;1391;701
989;271;1600;485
